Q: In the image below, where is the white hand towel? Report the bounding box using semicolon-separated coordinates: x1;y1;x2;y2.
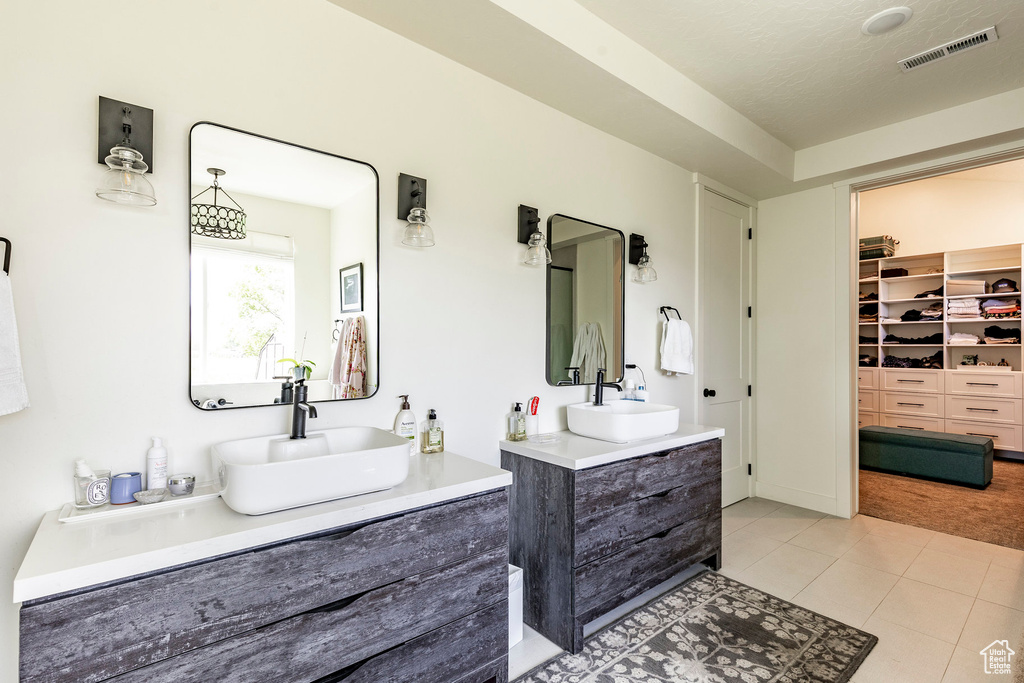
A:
0;273;29;415
660;319;693;375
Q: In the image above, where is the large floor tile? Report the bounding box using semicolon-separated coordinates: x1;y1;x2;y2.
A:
927;532;1008;564
742;504;826;542
903;548;990;597
789;516;871;557
720;529;782;572
853;616;955;683
978;562;1024;612
722;496;783;521
722;515;751;537
941;646;997;683
800;559;900;614
841;533;924;575
987;543;1024;571
957;599;1024;654
872;578;974;644
789;588;871;629
864;516;936;546
733;544;835;600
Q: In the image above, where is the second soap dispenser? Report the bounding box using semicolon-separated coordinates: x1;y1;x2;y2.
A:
420;409;444;454
506;402;527;441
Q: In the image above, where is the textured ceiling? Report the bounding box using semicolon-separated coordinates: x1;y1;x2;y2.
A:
575;0;1024;148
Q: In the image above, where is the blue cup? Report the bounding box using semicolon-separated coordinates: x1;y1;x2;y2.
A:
111;472;143;505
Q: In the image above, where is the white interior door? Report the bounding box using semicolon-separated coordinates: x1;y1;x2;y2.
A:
699;189;753;507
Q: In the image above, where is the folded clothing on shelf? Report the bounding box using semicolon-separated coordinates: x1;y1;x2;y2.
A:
913;286;944;299
882;332;942;345
881;350;943;370
900;303;943;322
859;354;878;367
881;267;909;278
860;291;878;301
948;332;980;345
984;325;1021;344
859;335;879;344
981;298;1021;318
948;297;982;319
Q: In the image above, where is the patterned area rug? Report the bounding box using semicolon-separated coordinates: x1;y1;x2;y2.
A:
516;571;876;683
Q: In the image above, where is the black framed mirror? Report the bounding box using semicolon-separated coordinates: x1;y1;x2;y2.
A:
546;214;624;386
189;123;379;409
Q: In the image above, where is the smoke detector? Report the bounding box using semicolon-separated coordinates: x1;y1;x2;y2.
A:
862;7;913;36
898;27;999;72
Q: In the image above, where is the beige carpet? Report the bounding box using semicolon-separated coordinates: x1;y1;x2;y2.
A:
859;459;1024;550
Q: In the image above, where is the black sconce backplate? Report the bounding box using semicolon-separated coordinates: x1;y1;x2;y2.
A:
397;173;427;220
518;205;540;244
97;96;154;173
628;233;647;265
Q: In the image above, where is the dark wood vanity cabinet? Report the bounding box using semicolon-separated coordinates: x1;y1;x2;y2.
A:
501;438;721;654
19;490;510;683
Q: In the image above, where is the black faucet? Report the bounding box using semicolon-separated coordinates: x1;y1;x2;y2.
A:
593;368;622;406
290;378;318;439
272;375;294;405
556;366;582;386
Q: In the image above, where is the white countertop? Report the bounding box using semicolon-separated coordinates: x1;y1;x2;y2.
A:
13;452;510;604
499;424;724;470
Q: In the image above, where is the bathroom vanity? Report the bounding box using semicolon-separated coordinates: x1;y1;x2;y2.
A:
500;426;724;653
15;453;511;683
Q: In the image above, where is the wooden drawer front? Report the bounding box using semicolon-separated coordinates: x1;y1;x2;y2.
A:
574;511;720;624
858;390;878;412
108;547;508;683
945;419;1023;451
19;491;508;683
574;439;720;518
574;478;719;567
881;391;943;418
946;372;1023;399
945;395;1023;425
881;369;943;393
858;412;879;428
879;414;944;432
858;368;878;390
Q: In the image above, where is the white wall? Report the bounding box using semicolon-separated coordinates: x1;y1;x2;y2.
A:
0;0;698;675
859;173;1024;257
754;187;844;513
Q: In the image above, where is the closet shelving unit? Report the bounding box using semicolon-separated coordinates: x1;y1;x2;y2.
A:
857;244;1023;453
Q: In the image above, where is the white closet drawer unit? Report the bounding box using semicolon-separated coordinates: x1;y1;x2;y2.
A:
879;414;944;432
944;395;1022;425
881;369;943;394
858;412;879;428
881;391;944;418
944;419;1023;451
858;390;878;412
858;368;879;390
946;371;1022;399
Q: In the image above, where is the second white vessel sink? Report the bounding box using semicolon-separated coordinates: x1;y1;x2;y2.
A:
212;427;411;515
567;401;680;443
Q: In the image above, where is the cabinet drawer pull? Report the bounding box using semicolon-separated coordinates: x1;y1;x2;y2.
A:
967;432;999;438
307;587;372;614
966;382;1000;387
966;407;999;412
650;490;671;499
897;425;925;430
897;402;925;407
897;379;925;383
648;529;672;540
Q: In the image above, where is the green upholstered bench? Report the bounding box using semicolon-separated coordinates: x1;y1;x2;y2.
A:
859;426;993;488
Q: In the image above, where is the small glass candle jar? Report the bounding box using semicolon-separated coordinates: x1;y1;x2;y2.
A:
74;469;111;509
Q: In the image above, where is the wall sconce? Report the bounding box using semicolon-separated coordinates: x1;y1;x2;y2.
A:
398;173;434;247
629;233;658;283
518;205;550;266
95;96;156;207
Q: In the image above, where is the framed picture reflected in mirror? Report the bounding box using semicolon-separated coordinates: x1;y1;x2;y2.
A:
340;262;363;313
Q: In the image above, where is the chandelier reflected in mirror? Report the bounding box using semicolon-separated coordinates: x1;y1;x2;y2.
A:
191;168;247;240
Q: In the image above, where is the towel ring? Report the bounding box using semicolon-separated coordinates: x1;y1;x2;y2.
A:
0;237;10;275
660;306;681;321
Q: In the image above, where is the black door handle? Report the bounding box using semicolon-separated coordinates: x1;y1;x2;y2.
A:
703;388;716;398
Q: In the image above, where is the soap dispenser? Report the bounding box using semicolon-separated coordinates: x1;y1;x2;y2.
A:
506;403;527;441
420;409;444;454
393;395;417;453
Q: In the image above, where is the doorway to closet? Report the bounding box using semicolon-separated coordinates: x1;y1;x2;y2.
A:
853;156;1024;550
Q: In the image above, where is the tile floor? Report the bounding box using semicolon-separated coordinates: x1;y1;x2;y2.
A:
509;497;1024;682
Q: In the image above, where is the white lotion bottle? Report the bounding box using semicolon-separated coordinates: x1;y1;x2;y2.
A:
393;395;417;454
147;437;169;490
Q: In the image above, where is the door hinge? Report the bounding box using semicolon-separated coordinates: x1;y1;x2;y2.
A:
747;306;752;318
748;227;752;240
747;464;752;475
747;385;752;397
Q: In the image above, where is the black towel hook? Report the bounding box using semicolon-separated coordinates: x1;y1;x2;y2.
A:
0;238;10;275
660;306;681;321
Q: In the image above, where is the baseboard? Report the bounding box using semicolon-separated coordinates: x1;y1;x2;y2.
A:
754;481;839;517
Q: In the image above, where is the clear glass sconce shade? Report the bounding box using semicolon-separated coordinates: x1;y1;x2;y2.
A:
402;207;435;247
523;230;552;266
95;146;157;206
633;254;658;283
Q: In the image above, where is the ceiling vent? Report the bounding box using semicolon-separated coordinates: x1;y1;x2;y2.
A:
898;27;998;72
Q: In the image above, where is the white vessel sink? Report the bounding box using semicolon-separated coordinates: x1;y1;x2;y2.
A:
212;427;411;515
567;401;680;443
